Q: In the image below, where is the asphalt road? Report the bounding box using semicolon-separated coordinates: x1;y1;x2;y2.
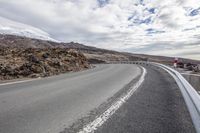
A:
0;64;141;133
94;65;196;133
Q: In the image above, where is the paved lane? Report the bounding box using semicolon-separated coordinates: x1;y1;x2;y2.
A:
0;64;141;133
94;65;196;133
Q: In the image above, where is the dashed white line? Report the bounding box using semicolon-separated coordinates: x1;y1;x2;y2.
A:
78;67;147;133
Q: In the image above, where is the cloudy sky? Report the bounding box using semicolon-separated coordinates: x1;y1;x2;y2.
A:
0;0;200;60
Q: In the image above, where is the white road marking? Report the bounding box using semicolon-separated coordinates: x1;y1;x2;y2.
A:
0;78;41;86
78;67;147;133
181;73;200;77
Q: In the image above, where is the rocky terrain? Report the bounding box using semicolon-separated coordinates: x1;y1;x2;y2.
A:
0;34;146;63
1;34;200;64
0;48;90;80
0;34;200;80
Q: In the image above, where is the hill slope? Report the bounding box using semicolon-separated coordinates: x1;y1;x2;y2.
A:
0;34;199;65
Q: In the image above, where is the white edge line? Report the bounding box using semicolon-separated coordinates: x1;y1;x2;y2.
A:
181;73;200;77
78;67;147;133
0;77;41;86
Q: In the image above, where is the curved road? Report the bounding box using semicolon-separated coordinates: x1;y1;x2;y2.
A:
0;64;141;133
94;65;195;133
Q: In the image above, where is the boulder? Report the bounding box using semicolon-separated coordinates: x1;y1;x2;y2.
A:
28;54;40;63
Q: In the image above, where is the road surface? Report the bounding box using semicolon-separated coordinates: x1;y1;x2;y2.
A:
93;65;195;133
0;64;196;133
0;64;141;133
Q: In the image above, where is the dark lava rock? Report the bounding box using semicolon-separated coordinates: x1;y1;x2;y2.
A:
0;48;91;80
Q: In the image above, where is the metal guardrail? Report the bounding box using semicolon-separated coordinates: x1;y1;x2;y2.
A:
152;62;200;133
109;61;200;133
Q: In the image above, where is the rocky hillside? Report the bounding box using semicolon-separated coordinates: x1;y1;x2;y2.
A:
0;34;98;49
0;48;90;80
0;34;147;63
1;34;199;65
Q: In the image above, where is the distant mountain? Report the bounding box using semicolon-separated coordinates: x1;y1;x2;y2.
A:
123;52;200;65
0;16;57;42
0;34;99;50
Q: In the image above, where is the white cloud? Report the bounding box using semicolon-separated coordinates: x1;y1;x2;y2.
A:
0;0;200;60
